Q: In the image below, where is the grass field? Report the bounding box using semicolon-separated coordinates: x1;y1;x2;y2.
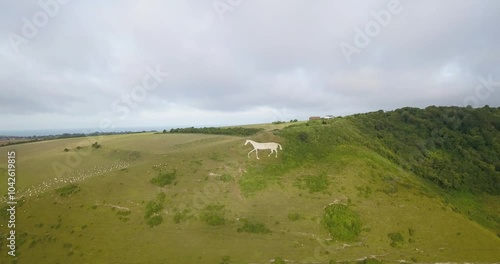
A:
0;122;499;264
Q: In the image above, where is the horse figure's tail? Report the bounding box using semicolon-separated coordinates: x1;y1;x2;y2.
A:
278;143;282;150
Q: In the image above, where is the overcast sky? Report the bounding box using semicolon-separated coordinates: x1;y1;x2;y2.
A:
1;0;499;132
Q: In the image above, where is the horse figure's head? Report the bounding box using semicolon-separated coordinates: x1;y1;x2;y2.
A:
244;140;250;145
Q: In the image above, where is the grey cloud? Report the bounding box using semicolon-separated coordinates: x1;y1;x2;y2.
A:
0;0;499;130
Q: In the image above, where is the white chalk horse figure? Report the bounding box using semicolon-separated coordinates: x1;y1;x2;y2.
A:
244;140;282;159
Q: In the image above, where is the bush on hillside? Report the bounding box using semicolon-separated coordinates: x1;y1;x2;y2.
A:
92;142;101;149
323;204;361;242
55;184;80;197
237;219;271;234
150;169;177;187
144;193;166;227
200;204;226;226
347;106;500;194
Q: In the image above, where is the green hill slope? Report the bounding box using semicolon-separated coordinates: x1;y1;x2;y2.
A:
1;107;499;263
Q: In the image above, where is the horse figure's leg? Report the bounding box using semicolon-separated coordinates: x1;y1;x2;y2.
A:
256;149;259;159
248;149;255;158
268;149;274;156
275;147;278;157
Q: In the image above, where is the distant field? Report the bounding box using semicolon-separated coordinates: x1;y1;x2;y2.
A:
0;121;499;263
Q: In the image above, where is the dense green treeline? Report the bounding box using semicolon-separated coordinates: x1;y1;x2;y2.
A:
278;106;500;195
348;106;500;194
168;126;263;136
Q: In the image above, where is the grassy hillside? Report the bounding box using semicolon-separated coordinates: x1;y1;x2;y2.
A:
1;107;499;263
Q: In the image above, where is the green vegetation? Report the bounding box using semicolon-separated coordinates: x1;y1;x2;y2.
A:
237;219;271;234
295;174;330;193
343;106;500;231
116;209;131;222
323;204;362;242
169;126;263;136
147;215;163;227
356;186;373;198
217;173;233;182
388;232;406;248
92;141;101;149
200;204;226;226
287;213;302;221
272;257;286;264
219;255;231;264
358;258;383;264
150;169;177;187
274;106;500;232
238;164;284;195
348;106;500;194
173;209;194;224
144;193;166;227
55;184;80;197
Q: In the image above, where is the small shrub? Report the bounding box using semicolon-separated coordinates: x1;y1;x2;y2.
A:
356;186;373;198
323;204;362;242
288;213;301;221
150;169;177;187
217;173;233;182
64;148;70;152
63;243;72;249
91;142;101;149
272;257;286;264
298;132;309;142
116;210;131;216
237;219;271;234
173;209;193;224
144;192;166;227
145;200;163;219
147;215;163;227
296;174;329;193
55;184;80;197
358;258;383;264
200;204;226;226
220;255;231;264
388;232;405;247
